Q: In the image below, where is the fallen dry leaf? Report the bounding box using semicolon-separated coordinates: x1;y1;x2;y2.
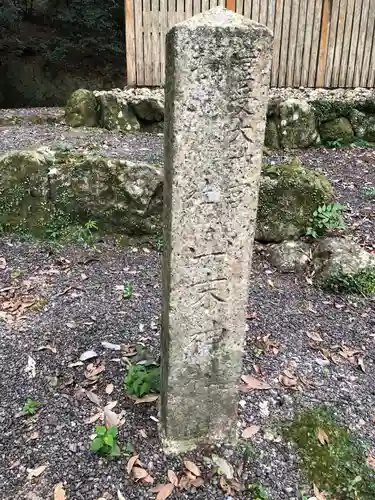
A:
279;372;298;388
190;477;204;488
240;375;271;391
307;331;323;342
219;476;231;494
85;411;102;424
117;491;126;500
104;406;119;429
105;383;114;395
86;390;101;406
317;428;329;445
85;363;105;382
54;483;66;500
211;454;234;479
167;470;179;487
156;483;174;500
101;341;121;351
184;460;201;477
367;455;375;471
143;474;154;484
241;425;260;439
126;455;140;474
68;361;84;368
132;466;149;480
313;483;328;500
27;464;48;479
149;484;165;494
0;257;7;269
37;345;57;354
357;355;366;373
130;394;159;404
80;350;98;361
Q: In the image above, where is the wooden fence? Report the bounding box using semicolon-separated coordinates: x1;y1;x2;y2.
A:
125;0;375;88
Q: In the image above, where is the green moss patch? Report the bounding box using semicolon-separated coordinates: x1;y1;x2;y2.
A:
285;408;375;499
321;268;375;296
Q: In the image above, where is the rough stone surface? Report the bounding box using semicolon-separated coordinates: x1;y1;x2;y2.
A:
95;90;140;132
124;87;165;122
319;117;354;144
266;241;311;273
0;148;162;235
349;109;375;142
64;89;99;128
264;118;280;149
256;158;334;242
278;99;318;149
161;7;273;452
312;237;375;280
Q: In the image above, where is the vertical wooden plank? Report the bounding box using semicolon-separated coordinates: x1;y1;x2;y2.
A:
308;0;323;87
353;0;370;87
202;0;209;11
324;0;340;87
258;0;267;25
316;0;330;87
252;0;260;21
193;0;202;15
300;0;314;86
134;0;145;85
271;0;284;86
151;0;160;86
125;0;136;85
353;0;369;87
331;0;347;87
266;0;276;29
339;0;355;86
176;0;184;22
243;0;252;18
345;0;361;86
286;0;299;86
359;0;375;87
217;0;226;7
236;0;244;15
143;0;153;85
227;0;236;10
160;0;167;86
293;0;307;87
279;0;291;86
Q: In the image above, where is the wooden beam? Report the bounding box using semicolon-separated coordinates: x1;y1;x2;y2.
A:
125;0;136;86
317;0;330;87
227;0;236;11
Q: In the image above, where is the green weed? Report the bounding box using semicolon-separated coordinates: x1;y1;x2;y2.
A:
125;364;160;398
306;203;345;239
22;398;41;415
123;283;133;299
90;425;121;458
361;187;375;200
284;408;375;499
247;483;269;499
322;268;375;296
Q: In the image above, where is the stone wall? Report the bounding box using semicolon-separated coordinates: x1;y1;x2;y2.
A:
65;87;375;148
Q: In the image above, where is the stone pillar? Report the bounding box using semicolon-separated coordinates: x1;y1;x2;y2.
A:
161;7;273;453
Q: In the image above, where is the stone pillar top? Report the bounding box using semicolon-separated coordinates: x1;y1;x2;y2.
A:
173;6;272;32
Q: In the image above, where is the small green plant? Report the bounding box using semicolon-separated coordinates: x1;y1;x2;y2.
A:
353;138;375;149
125;364;160;397
325;139;343;148
22;398;41;415
284;408;375;499
123;283;133;299
362;187;375;199
155;235;163;252
247;483;269;499
306;203;345;239
322;268;375;296
71;220;98;246
90;425;121;458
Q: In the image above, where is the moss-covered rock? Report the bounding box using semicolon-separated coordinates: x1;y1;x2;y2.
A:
65;89;99;128
278;99;318;149
0;148;162;238
349;109;375;142
310;99;357;124
264;118;280;149
319;117;354;144
265;241;311;273
256;158;334;242
126;88;164;122
96;91;140;132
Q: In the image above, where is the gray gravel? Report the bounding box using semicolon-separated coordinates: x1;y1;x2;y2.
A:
0;118;374;500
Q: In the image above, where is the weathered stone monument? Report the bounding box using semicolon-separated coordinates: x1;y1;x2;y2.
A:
161;7;273;452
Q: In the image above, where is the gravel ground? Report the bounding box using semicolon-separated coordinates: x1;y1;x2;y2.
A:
0;117;375;500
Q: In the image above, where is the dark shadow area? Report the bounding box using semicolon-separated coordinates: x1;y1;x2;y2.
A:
0;0;125;108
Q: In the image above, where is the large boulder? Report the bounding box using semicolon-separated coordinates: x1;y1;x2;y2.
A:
124;87;165;122
349;109;375;142
319;117;354;144
278;99;318;149
265;241;311;273
256;158;334;242
0;148;162;237
264;118;280;149
65;89;99;128
312;238;375;280
95;90;140;132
